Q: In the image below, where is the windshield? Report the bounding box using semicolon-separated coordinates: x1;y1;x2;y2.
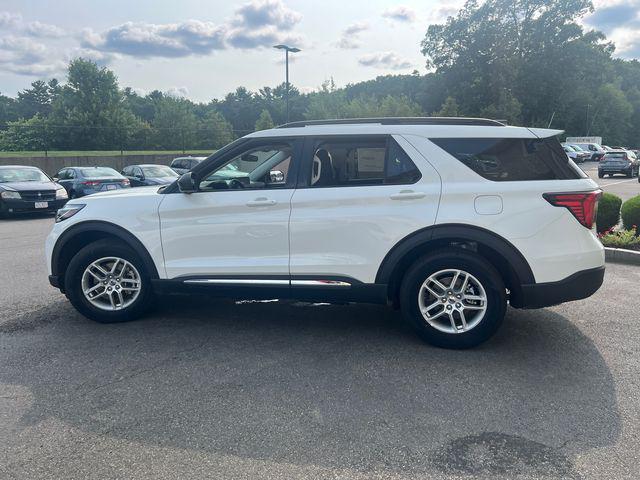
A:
605;153;626;159
79;167;121;178
570;145;584;151
142;165;179;178
0;168;50;183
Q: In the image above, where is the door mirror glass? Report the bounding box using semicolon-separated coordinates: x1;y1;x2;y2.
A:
269;170;285;183
177;172;197;193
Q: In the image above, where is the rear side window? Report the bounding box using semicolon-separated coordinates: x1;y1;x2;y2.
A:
308;137;421;187
431;137;585;181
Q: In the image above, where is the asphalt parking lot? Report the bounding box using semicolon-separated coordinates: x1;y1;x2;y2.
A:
1;202;639;479
582;161;640;201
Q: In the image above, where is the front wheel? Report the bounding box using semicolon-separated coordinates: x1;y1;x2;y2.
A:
598;171;604;178
400;249;507;349
64;239;154;323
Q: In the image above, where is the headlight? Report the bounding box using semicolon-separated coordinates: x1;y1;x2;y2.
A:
55;204;85;223
55;188;68;199
0;191;20;199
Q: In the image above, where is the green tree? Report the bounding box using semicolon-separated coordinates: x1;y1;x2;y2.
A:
0;114;49;151
149;95;199;150
48;58;143;150
255;109;275;130
197;110;234;149
433;96;460;117
16;79;60;119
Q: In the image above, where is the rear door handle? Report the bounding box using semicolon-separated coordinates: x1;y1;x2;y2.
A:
390;190;426;200
246;197;277;207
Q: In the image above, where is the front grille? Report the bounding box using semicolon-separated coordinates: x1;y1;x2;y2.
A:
19;190;56;201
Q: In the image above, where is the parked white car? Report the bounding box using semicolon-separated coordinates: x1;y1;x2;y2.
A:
46;118;605;349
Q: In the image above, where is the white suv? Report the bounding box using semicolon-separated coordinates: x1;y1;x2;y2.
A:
46;118;605;349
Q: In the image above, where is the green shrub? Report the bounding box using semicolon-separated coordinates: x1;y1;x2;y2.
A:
621;195;640;231
596;192;622;233
599;227;640;250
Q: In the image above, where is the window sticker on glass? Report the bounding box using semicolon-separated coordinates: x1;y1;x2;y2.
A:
357;148;385;172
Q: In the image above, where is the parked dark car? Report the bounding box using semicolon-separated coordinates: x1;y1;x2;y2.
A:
121;164;179;187
598;150;640;178
0;165;68;217
170;156;206;175
54;166;130;198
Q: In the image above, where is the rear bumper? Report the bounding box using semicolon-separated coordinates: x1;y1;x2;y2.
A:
518;266;605;309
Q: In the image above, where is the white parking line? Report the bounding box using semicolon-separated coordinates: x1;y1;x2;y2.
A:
599;179;638;187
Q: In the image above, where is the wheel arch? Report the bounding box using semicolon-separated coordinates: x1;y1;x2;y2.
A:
376;224;535;308
52;221;160;292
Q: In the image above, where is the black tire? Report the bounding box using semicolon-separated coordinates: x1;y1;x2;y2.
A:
69;191;77;199
598;171;604;178
399;248;507;349
64;239;154;323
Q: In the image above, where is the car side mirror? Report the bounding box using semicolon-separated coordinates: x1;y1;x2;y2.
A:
177;172;197;193
269;170;285;183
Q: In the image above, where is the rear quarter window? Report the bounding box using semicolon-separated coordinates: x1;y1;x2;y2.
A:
430;137;586;181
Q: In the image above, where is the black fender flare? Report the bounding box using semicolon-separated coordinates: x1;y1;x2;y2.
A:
376;224;535;304
51;220;160;280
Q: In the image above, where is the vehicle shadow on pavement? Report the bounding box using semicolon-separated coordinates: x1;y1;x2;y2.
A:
0;297;620;478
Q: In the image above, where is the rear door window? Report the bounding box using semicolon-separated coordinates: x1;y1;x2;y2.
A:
430;137;585;181
306;136;421;187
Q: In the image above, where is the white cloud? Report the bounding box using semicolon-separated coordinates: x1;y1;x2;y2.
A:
0;36;65;76
25;20;66;38
81;0;304;56
358;51;413;70
336;22;369;50
382;6;417;23
426;3;464;23
166;86;190;98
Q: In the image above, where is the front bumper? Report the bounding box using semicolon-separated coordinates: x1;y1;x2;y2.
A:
0;198;67;214
518;266;605;309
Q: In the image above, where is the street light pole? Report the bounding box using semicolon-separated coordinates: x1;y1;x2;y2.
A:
274;44;300;123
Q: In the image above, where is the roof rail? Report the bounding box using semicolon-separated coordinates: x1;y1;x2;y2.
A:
277;117;506;128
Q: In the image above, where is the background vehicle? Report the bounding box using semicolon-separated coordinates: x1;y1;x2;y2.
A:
598;150;640;177
170;156;206;174
121;164;179;187
0;165;67;217
46;118;604;350
54;167;130;198
562;144;590;163
571;143;606;161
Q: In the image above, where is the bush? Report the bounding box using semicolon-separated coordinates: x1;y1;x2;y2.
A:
596;192;622;233
621;195;640;231
599;227;640;250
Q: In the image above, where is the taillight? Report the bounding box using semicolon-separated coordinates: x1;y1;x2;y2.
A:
82;181;100;186
543;190;602;229
121;179;130;186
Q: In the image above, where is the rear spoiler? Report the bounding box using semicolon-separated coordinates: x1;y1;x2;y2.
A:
527;128;564;139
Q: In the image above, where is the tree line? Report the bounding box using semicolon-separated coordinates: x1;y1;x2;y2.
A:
1;0;640;151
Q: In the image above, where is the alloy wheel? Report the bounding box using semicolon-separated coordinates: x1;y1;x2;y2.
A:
418;269;488;334
81;256;141;311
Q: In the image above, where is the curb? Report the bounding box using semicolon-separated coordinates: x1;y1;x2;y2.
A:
605;247;640;266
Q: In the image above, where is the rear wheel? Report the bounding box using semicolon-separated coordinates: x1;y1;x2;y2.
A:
65;239;154;323
400;249;507;349
598;171;604;178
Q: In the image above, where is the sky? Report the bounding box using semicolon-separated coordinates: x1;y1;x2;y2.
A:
0;0;638;103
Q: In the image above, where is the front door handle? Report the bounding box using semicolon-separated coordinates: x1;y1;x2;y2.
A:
390;190;426;200
246;197;277;207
